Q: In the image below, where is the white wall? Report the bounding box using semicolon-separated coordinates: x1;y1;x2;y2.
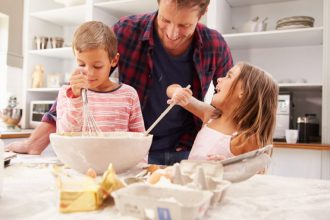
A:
6;66;23;108
0;0;24;68
0;13;9;108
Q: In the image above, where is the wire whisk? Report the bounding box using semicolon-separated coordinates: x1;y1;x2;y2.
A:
81;88;102;136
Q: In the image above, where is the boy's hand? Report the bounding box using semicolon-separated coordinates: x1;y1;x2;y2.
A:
69;69;88;97
167;85;192;106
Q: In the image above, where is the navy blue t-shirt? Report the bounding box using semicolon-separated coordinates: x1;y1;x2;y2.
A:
143;30;195;153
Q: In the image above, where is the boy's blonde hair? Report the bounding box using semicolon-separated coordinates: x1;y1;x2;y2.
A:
226;62;279;147
72;21;117;59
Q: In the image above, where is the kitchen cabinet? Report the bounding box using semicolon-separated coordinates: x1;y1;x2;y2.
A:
21;0;157;129
269;148;322;179
206;0;330;145
269;143;330;179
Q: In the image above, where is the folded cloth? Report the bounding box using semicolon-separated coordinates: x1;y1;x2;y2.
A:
223;154;271;183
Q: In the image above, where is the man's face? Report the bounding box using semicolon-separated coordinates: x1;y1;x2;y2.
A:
156;0;201;54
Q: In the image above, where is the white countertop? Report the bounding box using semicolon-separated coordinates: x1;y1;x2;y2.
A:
1;155;330;220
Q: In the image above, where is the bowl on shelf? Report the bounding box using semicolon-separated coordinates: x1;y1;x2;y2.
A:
50;132;153;174
0;108;22;128
276;16;314;30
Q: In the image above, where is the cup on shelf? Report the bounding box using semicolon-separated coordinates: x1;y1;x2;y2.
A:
285;129;298;144
34;36;48;50
50;37;64;48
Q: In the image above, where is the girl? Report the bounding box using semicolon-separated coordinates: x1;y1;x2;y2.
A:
56;21;145;133
167;62;278;160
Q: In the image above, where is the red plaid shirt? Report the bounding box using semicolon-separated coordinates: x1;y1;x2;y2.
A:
113;12;233;150
43;12;233;150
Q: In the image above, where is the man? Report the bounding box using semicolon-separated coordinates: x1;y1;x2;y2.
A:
7;0;233;165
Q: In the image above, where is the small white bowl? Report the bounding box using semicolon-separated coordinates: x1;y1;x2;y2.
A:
50;132;152;174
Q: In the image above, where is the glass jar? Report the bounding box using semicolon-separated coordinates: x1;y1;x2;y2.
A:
297;114;319;143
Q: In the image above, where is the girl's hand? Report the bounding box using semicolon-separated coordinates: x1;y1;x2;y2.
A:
167;85;192;106
69;68;88;97
207;154;227;161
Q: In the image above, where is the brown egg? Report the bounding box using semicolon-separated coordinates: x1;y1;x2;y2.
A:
85;168;97;178
147;169;171;184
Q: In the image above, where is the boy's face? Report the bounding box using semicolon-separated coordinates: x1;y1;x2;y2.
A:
75;48;118;91
211;65;243;110
156;0;201;54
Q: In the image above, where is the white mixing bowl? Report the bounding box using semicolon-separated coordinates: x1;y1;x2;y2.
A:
50;132;152;174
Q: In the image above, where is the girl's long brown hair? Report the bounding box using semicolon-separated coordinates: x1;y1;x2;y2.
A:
226;62;279;147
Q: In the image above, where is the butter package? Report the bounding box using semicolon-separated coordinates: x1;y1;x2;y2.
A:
59;177;103;213
56;163;124;213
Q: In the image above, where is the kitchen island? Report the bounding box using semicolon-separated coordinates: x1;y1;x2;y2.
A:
1;154;330;220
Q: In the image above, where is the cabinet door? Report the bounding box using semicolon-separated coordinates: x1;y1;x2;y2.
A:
269;148;322;179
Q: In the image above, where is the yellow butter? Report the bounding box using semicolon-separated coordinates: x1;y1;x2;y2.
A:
57;163;124;213
59;177;102;213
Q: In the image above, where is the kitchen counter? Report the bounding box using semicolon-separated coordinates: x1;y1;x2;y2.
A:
274;142;330;150
1;155;330;220
0;129;33;139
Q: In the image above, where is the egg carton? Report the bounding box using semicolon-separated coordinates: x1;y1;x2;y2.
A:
112;183;212;220
169;162;230;206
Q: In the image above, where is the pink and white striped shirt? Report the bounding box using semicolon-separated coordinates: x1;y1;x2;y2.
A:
56;84;145;133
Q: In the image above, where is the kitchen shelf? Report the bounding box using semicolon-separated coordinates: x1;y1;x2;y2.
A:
279;83;322;91
224;27;323;49
95;0;157;18
30;5;86;26
27;88;60;92
227;0;299;7
29;47;74;59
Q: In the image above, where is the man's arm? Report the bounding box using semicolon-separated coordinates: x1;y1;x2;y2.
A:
5;122;56;154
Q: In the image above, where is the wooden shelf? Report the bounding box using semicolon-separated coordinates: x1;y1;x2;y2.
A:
0;129;33;139
30;5;86;26
95;0;157;18
224;27;323;49
29;47;74;59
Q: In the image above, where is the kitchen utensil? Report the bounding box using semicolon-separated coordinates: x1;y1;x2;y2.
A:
34;36;48;50
81;88;101;136
144;84;191;136
297;114;320;143
50;37;64;48
0;96;22;130
276;16;314;30
50;132;153;174
285;129;298;144
238;16;259;33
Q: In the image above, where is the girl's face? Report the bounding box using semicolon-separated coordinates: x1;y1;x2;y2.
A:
156;0;201;54
75;48;118;91
211;65;243;110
